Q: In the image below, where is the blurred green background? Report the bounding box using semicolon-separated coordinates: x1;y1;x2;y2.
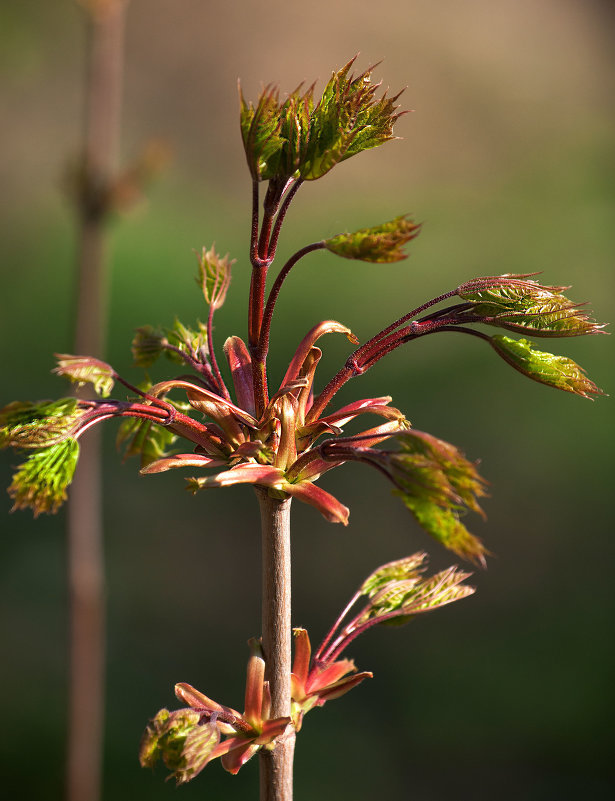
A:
1;1;613;799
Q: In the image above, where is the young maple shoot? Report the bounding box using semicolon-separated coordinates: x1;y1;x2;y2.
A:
0;57;605;789
140;554;473;781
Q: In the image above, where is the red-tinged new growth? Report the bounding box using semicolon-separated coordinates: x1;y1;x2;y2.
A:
0;57;605;794
291;552;474;728
139;640;291;782
1;65;604;555
140;553;474;781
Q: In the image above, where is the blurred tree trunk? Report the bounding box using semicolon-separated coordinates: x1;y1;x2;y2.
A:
67;3;127;800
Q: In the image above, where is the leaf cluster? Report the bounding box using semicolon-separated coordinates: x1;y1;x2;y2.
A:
356;556;474;627
457;275;604;337
132;320;208;369
240;57;404;183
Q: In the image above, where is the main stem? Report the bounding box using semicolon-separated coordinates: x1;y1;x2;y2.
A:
256;488;295;801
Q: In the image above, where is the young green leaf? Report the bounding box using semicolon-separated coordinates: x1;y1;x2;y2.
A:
359;552;428;598
322;430;488;563
240;59;404;183
356;563;474;626
139;708;219;785
300;58;404;180
239;85;287;181
116;416;177;468
53;354;116;397
324;216;421;263
457;275;605;337
196;245;233;310
131;325;167;367
0;398;82;449
394;492;488;566
490;335;604;398
132;320;209;368
8;438;80;516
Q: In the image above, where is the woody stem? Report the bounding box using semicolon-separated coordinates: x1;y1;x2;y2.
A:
256;488;295;801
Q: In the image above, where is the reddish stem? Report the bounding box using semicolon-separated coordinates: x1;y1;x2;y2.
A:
308;300;478;421
256;242;326;363
351;289;459;364
266;179;303;260
250;180;260;263
312;589;362;664
207;301;231;401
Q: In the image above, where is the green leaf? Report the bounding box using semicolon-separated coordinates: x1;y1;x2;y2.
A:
458;275;605;337
131;325;167;367
490;335;604;398
53;354;116;397
239;85;286;181
239;59;404;183
359;553;428;598
116;416;177;468
0;398;82;449
132;320;209;368
394;431;488;514
395;492;488;566
8;438;80;516
167;319;209;364
139;708;218;785
354;430;488;563
301;58;403;180
277;85;314;178
387;432;488;564
195;245;233;310
375;565;474;625
324;215;421;263
353;554;474;628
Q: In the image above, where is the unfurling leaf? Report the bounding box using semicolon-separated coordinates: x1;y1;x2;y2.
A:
394;492;488;566
324;215;421;263
457;274;605;337
359;552;428;598
131;325;167;367
196;246;233;310
301;57;404;180
321;429;488;562
240;58;404;183
355;559;474;626
53;354;116;397
239;84;287;181
8;438;80;516
116;415;177;468
132;320;209;369
139;708;219;785
490;335;604;398
0;399;82;449
389;431;488;564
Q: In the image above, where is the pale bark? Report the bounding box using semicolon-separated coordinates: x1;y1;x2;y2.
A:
67;4;127;801
256;488;296;801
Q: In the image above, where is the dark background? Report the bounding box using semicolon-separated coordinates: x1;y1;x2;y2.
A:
1;1;613;798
